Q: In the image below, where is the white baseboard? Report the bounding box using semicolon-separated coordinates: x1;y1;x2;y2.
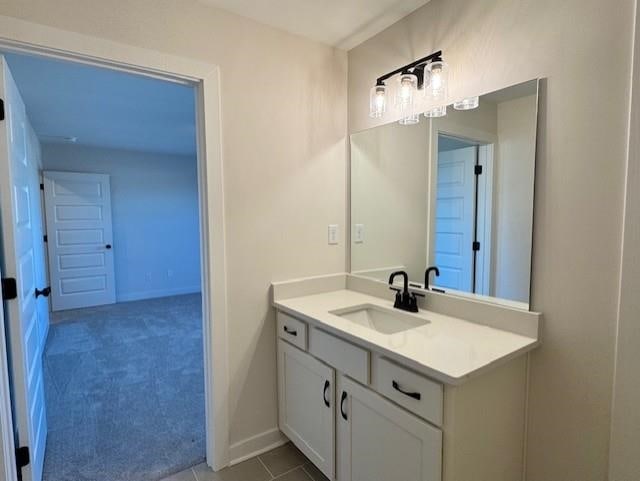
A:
229;428;289;466
116;286;201;303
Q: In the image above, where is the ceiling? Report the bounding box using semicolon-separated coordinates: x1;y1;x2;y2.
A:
198;0;430;49
438;135;477;153
3;52;197;156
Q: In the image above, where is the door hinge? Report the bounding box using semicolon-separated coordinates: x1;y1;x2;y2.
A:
474;164;483;175
40;183;44;191
472;241;481;251
43;234;48;243
15;446;30;470
1;278;17;301
0;99;4;121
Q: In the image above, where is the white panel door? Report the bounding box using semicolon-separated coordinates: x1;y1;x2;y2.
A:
433;146;476;292
0;56;47;481
336;374;442;481
277;339;335;479
43;171;115;311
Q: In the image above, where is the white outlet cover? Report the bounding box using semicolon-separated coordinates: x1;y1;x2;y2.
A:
328;224;339;245
354;224;365;243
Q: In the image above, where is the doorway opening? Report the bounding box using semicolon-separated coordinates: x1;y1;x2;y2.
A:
0;50;208;481
433;133;494;295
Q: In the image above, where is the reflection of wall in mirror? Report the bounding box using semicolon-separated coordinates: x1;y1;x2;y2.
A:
492;94;537;302
351;121;429;282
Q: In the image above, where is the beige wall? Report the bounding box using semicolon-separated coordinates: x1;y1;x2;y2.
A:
351;121;429;281
0;0;347;448
609;2;640;479
348;1;634;480
493;95;537;302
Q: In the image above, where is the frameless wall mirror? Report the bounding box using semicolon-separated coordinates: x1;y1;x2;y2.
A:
350;79;539;309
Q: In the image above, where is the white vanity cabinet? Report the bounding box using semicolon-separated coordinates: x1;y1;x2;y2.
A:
277;339;335;477
336;374;442;481
276;309;529;481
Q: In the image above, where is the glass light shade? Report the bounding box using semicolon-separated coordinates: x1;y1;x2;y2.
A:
395;73;418;123
396;73;418;107
369;84;387;118
454;96;480;110
424;105;447;118
425;61;449;103
399;113;420;125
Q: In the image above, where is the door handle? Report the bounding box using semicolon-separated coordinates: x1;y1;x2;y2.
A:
340;391;348;420
392;380;421;400
323;380;330;408
105;244;112;250
35;287;51;299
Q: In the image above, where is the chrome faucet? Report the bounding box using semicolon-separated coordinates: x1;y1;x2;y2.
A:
388;271;420;313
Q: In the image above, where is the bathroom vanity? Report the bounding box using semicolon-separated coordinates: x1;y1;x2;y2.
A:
272;275;540;481
274;78;542;481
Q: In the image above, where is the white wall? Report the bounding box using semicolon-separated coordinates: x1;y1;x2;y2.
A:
348;1;634;480
0;0;348;451
41;143;201;302
492;95;537;302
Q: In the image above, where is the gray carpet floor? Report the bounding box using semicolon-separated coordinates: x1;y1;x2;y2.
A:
43;294;206;481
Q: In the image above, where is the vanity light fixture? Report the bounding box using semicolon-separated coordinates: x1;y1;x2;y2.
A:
399;112;421;125
424;60;449;104
368;50;446;123
396;73;419;124
424;105;447;118
369;83;387;118
453;96;480;110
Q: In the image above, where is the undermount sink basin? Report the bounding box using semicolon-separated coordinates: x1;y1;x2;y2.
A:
330;304;429;334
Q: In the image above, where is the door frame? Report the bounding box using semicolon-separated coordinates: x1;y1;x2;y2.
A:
0;14;230;475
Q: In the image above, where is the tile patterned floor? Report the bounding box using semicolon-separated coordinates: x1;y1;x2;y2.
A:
161;443;329;481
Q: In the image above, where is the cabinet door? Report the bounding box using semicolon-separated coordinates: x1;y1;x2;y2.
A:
336;374;442;481
278;339;335;478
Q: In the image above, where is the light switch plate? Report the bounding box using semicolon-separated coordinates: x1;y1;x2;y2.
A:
328;224;339;245
354;224;365;243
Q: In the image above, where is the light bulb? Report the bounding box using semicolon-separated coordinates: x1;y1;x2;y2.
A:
369;84;387;118
454;96;480;110
425;60;449;103
424;105;447;118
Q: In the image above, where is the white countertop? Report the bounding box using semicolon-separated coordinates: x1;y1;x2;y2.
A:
274;289;539;385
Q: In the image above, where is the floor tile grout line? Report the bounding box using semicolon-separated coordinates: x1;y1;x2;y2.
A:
271;463;306;480
257;455;276;479
300;465;315;480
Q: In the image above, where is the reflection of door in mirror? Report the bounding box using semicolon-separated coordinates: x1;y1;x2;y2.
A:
434;138;478;293
433;135;494;296
430;91;537;304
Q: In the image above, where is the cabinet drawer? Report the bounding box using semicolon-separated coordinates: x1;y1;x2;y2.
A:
375;357;443;426
277;311;308;351
309;328;370;384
